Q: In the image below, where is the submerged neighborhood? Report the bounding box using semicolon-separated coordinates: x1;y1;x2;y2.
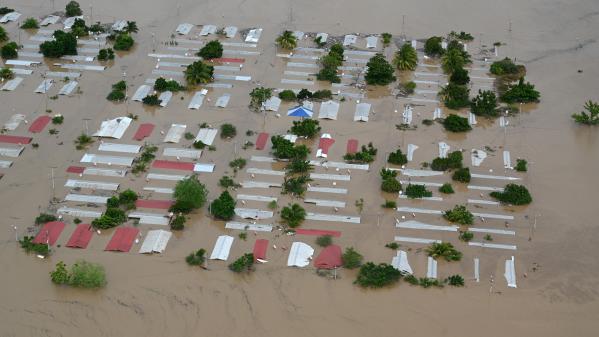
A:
1;1;598;336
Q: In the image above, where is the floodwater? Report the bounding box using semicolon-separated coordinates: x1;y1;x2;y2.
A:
1;0;599;336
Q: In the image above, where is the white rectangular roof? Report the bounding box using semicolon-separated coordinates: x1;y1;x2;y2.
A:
58;81;78;95
287;242;314;267
236;194;277;202
395;220;458;232
188;90;207;109
250;155;276;162
34;79;54;94
139;230;172;254
40;15;60;26
469;242;517;250
225;222;273;232
210;235;234;260
394;236;441;244
0;160;12;168
64;194;109;204
504;256;517;288
3;114;25;131
264;96;281;111
129;212;170;225
163;148;202;159
112;20;127;31
354;103;371;122
224;26;237;38
1;77;24;91
246;168;285;176
163;124;187;143
98;142;141;154
0;146;24;157
158;91;172;107
132;85;151;102
392;250;413;274
193;163;215;172
9;68;32;75
215;94;230;108
343;34;358;46
305;213;360;223
0;11;21;23
199;24;217;36
176;23;194;35
240;181;282;189
309;173;350;181
306;186;347;194
80;153;135;167
146;173;188;181
143;187;174;194
366;36;378;49
65;179;119;191
304;198;346;208
318;100;340;120
82;167;127;177
234;208;273;220
63;16;83;29
62;55;94;62
245;28;263;43
93;117;132;139
310;160;369;171
6;60;41;66
58;64;105;71
195;128;218;145
426;257;438;279
57;207;102;218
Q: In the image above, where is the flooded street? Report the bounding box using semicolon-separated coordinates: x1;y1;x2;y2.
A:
1;0;598;336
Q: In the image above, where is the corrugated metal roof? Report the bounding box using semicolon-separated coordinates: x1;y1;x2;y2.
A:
112;20;127;31
240;181;282;189
394;236;441;244
264;96;281;111
163;124;187;143
395;220;458;232
250;155;275;162
210;235;234;260
3;114;25;131
426;257;438;278
176;23;194;35
82;167;127;177
193;163;215;172
146;173;188;181
80;153;134;166
215;94;230;107
307;186;348;194
343;34;358;46
58;81;78;95
199;24;217;36
98;142;141;154
1;77;24;91
0;160;13;168
143;186;174;194
64;194;109;204
0;146;25;157
152;69;183;77
58;64;105;71
305;213;360;223
469;242;517;250
225;222;273;232
163;148;202;159
309;173;350;181
234;208;273;219
10;68;32;75
34;79;54;94
0;11;21;23
281;78;314;85
6;60;41;66
224;26;237;38
246;168;284;176
46;71;81;78
139;230;172;253
158;91;173;107
195;128;218;145
188;90;207;109
132;85;151;102
504;256;517;288
57;207;102;218
63;16;83;29
354;103;371;122
129;212;170;225
365;36;378;49
40;15;60;26
318;100;339;120
287;242;314;267
310;160;369;171
245;28;263;43
65;179;119;191
236;194;277;202
93;117;132;139
304;198;346;208
392;250;413;274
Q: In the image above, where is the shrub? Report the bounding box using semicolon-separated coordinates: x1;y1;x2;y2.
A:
424;36;444;57
106;196;119;208
355;262;402;288
342;247;363;269
443;114;471;132
198;40;223;59
440;84;471;110
314;35;326;47
286;158;313;174
382;200;397;208
431;151;463;171
220;123;237;138
170;214;186;230
439;183;455;194
229;253;254;273
316;235;333;247
445;274;465;287
276;30;297;49
500;77;540;103
229;158;247;171
393;44;418;71
35;213;57;225
490;58;520;75
249;87;272;110
471;90;498;116
65;1;82;16
19;236;49;256
459;231;473;242
290;119;321;138
572;100;599;125
449;67;470;85
404;274;419;285
441;48;465;74
419;277;443;288
0;67;14;80
385;242;400;250
68;260;107;288
74;133;94;150
405;184;432;199
490;184;532;205
312;89;332;100
515;159;528;172
219;175;240;189
71;18;88;37
280;203;306;228
278;89;296;101
271;135;310;160
185;61;214;86
0;26;7;42
449;31;474;42
267;200;278;210
444;205;474;225
186;248;206;266
170;176;208;213
97;48;115;60
1;41;18;59
365;53;396;85
382;33;392;46
380;169;402;193
142;94;161;106
320;54;343;68
426;242;462;261
343;143;377;163
317;62;341;83
452;167;471;183
387;148;407;165
192;140;206;149
210;191;236;220
282;175;311;196
154;77;183;92
21;17;39;29
403;81;416;94
50;261;69;284
113;33;134;51
297;88;313;100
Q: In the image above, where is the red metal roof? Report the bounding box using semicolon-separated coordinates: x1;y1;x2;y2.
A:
253;239;269;261
152;160;194;171
318;137;335;155
66;166;85;174
314;245;342;269
255;132;269;150
28;116;51;133
66;224;93;248
212;58;245;63
295;228;341;237
105;227;139;252
0;134;32;144
346;139;358;154
32;221;66;246
132;123;155;141
136;199;174;210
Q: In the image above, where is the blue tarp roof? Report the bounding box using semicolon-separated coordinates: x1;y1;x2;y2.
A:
287;106;313;118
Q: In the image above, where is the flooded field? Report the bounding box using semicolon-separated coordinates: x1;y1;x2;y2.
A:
1;0;598;336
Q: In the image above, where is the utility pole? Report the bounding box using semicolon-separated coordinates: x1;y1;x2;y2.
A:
83;118;91;134
50;166;57;199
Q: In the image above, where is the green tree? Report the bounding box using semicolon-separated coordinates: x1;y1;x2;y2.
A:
342;247;363;269
382;33;392;46
441;48;465;74
278;89;296;101
198;40;223;59
65;1;82;17
0;26;7;42
316;235;333;247
365;53;396;85
113;33;134;51
0;67;14;80
355;262;402;288
449;67;470;85
220;123;237;138
39;30;77;57
20;17;39;29
186;248;206;266
142;94;161;106
500;77;540;103
316;66;340;83
426;242;462;261
50;261;70;284
71;18;88;37
387;148;407;165
290;119;321;138
170;214;185;230
405;184;432;198
452;167;471;183
282;175;311;196
515;159;528;172
490;58;521;75
440;83;470;109
249;87;272;110
68;260;107;288
97;48;115;60
572;100;599;125
443;114;471;132
185;61;214;85
490;184;532;205
210;191;236;220
471;90;498;116
125;21;138;34
1;42;18;59
280;203;306;228
276;30;297;50
439;183;454;194
424;36;444;57
444;205;474;225
393;44;418;71
229;253;254;273
431;151;463;171
286;158;313;174
170;176;208;213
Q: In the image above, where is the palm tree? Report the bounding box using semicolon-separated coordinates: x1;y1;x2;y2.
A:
276;30;297;50
393;44;418;71
425;242;462;261
125;21;138;34
184;61;214;85
441;48;465;74
286;158;313;174
280;203;306;228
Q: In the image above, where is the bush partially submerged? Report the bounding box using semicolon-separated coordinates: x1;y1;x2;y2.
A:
278;89;296;101
405;184;432;199
197;40;223;59
443;114;471;132
229;253;254;273
220;123;237;138
380;169;402;193
280;203;306;228
186;248;206;266
439;183;455;194
445;274;465;286
355;262;402;288
572;100;599;125
444;205;474;225
343;143;377;163
431;151;463;171
210;191;236;220
500;77;540;103
470;90;498;117
365;53;396;85
19;236;50;256
515;159;528;172
490;184;532;205
316;235;333;247
342;247;363;269
51;260;107;288
426;242;462;261
387;148;408;165
170;176;208;213
290;119;321;138
452;167;471;183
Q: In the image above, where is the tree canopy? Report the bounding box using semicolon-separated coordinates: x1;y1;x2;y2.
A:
490;184;532;205
65;1;82;17
424;36;444;57
500;77;540;103
198;40;223;59
365;53;396;85
210;191;236;220
170;176;208;213
276;30;297;49
280;203;306;228
290;119;321;138
470;90;498;116
393;44;418;71
185;61;214;86
443;114;471;132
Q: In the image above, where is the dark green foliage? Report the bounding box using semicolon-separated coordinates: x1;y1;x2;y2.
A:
278;89;296;101
50;261;69;284
124;21;138;34
192;140;206;149
449;67;470;85
118;189;138;210
365;53;396;85
185;61;214;85
1;41;18;59
382;200;397;208
89;22;105;33
444;205;474;225
316;235;333;247
271;135;309;160
484;234;493;241
441;48;465;74
74;133;94;150
404;274;419;285
106;196;119;208
490;58;521;75
68;260;107;288
343;143;377;163
446;39;471;63
342;247;363;269
154;77;183;92
142;94;161;106
459;231;474;242
572;100;599;125
113;33;134;51
19;236;50;256
490;184;532;205
249;87;272;110
426;242;463;261
382;33;392;46
276;30;297;49
452;167;471;183
221;123;237;138
443;114;471;132
186;248;206;266
0;67;14;80
210;191;236;220
282;175;311;196
471;90;498;116
170;176;208;213
380;169;402;193
387;148;408;165
448;31;474;42
317;65;341;83
431;151;463;171
71;18;88;37
330;43;344;59
440;84;471;110
20;17;39;29
320;54;343;68
97;48;115;60
65;1;82;16
445;274;465;286
355;262;402;288
403;81;416;94
286;158;313;174
297;88;313;100
219;175;240;189
439;183;455;194
112;80;126;91
424;36;444;57
317;44;343;83
229;158;247;171
515;159;528;172
314;35;326;47
312;90;332;100
405;184;432;199
290;119;321;138
35;213;57;225
0;26;7;42
40;30;77;57
280;203;306;228
393;44;418;70
104;207;126;223
418;277;443;288
500;77;540;103
170;214;186;230
0;7;14;15
198;40;223;59
229;253;254;273
385;242;400;250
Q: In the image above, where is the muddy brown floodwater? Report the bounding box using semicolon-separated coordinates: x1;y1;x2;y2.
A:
1;0;599;336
